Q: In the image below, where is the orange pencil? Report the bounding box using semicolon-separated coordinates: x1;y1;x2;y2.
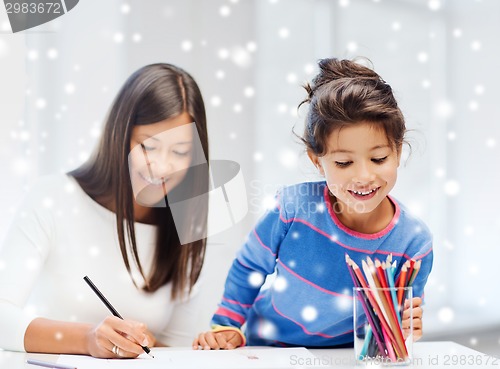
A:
397;263;408;306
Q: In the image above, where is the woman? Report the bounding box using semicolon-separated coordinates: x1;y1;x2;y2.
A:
0;63;209;358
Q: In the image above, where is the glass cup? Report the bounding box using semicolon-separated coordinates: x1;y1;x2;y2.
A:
353;287;413;366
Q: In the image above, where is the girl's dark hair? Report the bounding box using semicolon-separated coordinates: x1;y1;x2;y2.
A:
69;63;209;299
299;58;406;156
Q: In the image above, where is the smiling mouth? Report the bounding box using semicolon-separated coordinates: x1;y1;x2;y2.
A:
348;187;380;199
139;172;169;186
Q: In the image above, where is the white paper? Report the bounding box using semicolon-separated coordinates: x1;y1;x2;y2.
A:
57;347;328;369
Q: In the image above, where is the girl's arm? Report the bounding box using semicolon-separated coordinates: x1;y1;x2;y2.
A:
195;190;291;349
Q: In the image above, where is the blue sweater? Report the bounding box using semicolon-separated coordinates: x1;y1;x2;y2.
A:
212;181;433;347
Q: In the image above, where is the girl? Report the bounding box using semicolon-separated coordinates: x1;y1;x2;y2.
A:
193;58;433;349
0;63;209;357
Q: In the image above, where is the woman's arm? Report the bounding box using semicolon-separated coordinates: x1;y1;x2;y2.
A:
24;316;149;358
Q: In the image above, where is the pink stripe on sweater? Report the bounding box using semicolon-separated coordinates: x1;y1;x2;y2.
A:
222;297;253;309
278;260;352;298
215;307;246;325
271;300;353;339
252;229;276;256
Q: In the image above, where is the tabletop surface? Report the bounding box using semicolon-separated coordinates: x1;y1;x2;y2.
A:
1;341;499;368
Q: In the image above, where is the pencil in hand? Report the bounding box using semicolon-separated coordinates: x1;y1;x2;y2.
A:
83;275;155;358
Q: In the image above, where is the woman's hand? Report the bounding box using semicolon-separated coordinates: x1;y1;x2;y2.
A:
192;330;243;350
85;316;152;358
401;297;423;341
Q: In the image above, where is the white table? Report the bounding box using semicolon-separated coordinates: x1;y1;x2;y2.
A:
1;342;498;368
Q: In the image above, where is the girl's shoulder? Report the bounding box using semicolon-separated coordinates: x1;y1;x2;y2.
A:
278;180;327;202
276;181;327;218
390;196;433;245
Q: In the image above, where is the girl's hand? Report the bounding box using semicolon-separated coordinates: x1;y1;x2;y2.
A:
192;329;243;350
401;297;423;341
85;316;151;358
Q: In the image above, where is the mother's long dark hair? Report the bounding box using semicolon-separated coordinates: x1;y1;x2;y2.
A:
69;63;209;298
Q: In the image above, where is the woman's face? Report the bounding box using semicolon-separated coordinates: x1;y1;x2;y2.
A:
129;112;194;207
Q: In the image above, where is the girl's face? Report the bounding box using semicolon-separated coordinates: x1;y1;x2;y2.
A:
309;122;400;216
129;112;194;207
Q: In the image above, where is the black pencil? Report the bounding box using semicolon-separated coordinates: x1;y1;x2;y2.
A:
83;275;155;358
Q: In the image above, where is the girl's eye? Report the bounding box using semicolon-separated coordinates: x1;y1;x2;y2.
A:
335;161;352;168
372;156;388;164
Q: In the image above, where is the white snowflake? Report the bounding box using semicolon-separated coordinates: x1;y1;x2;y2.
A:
233;103;242;113
54;332;64;341
273;276;287;292
486;138;496;148
471;41;482;51
346;41;358;53
219;5;231;17
27;49;39;60
113;32;124;43
231;47;252;68
443;180;460;196
262;195;277;210
47;48;58;59
218;48;229;60
215;70;225;79
25;258;40;270
392;22;401;31
36;98;47;109
210;96;221;107
259;320;276;339
248;271;264;287
438;307;454;323
279;149;298;169
42;197;54;208
304;64;315;75
301;306;318;322
278;28;289;39
253;152;263;162
286;73;297;84
435;100;454;119
336;291;353;311
469;100;479;111
428;0;441;11
474;85;485;95
417;52;429;63
132;33;142;43
277;103;287;114
65;83;76;94
243;87;255;98
181;40;192;52
246;41;257;52
89;246;100;257
453;28;462;38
